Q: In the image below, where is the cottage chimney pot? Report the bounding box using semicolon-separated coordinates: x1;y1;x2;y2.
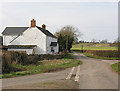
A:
31;19;36;27
42;24;46;30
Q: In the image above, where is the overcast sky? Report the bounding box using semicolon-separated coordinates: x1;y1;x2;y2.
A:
0;0;118;42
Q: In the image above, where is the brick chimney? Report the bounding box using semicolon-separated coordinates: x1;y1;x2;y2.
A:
31;19;36;27
42;24;46;30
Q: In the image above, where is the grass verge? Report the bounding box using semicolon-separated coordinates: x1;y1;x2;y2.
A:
2;53;82;78
111;62;120;74
83;52;120;60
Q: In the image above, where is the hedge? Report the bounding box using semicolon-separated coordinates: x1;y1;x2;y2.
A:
2;51;63;73
72;50;119;58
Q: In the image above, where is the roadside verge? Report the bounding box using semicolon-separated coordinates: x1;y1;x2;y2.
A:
2;53;82;78
111;62;120;74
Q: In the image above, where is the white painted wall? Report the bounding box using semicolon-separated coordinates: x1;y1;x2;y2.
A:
46;36;59;54
8;49;33;55
3;35;18;45
3;27;59;54
3;27;47;54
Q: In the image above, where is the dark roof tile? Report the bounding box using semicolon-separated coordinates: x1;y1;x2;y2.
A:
36;26;56;38
2;27;29;35
2;26;57;38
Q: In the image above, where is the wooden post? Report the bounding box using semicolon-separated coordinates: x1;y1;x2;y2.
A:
82;45;83;53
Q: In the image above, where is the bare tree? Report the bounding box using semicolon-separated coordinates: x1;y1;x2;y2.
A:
56;25;82;42
55;25;82;52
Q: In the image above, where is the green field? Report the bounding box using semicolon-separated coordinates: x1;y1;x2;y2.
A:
71;43;117;50
71;43;119;60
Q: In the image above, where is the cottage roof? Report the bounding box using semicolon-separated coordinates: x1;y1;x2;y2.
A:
2;27;29;35
36;26;56;38
2;26;57;38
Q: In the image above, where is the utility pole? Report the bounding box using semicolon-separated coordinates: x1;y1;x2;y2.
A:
81;45;83;53
66;34;68;52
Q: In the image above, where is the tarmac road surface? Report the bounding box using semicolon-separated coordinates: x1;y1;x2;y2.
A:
73;52;118;89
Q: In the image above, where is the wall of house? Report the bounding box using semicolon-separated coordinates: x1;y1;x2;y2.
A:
4;27;47;54
3;27;59;54
8;49;33;55
46;36;59;54
3;35;18;45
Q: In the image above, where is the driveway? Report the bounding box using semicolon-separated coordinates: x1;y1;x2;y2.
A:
2;52;119;90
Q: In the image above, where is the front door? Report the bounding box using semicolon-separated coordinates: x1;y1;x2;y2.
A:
51;47;54;52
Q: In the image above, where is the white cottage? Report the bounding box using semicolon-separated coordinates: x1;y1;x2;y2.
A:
2;19;59;54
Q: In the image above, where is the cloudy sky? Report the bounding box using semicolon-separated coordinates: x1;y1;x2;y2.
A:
0;0;118;42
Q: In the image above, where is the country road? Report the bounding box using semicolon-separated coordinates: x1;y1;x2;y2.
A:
73;52;119;89
2;52;119;90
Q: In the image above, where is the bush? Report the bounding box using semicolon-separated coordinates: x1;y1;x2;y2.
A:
2;55;9;73
19;53;28;65
2;51;22;73
10;52;28;65
28;54;62;60
9;52;39;65
10;52;19;63
9;52;63;65
2;51;63;73
3;51;63;68
27;55;39;65
2;51;12;73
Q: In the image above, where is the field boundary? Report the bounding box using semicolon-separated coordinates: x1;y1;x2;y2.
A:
72;50;120;60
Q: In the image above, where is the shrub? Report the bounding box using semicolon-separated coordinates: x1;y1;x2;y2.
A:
2;51;63;73
2;51;22;73
4;51;63;66
9;52;28;65
27;55;39;65
19;53;28;65
28;54;62;60
10;51;19;63
2;51;12;73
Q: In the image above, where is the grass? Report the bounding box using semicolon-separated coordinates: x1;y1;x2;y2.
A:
63;53;73;59
72;43;119;60
111;62;120;74
71;43;117;50
83;52;120;60
2;53;82;78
